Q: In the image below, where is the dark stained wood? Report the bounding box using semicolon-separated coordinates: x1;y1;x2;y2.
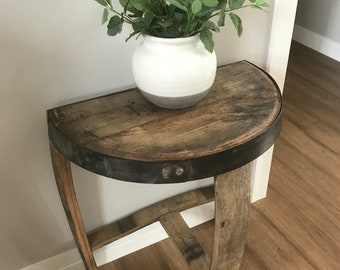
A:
93;41;340;270
49;142;98;270
210;164;250;270
48;60;282;270
88;186;214;250
160;212;210;269
91;164;251;270
48;61;282;184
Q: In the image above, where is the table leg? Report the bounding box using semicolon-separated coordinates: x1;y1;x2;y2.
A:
210;164;251;270
50;142;97;270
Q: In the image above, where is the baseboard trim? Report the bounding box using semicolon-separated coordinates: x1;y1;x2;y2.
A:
293;25;340;61
21;202;214;270
20;248;83;270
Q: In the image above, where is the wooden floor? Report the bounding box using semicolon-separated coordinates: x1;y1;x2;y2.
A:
100;42;340;270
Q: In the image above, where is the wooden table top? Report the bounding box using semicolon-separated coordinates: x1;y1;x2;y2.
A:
47;61;282;184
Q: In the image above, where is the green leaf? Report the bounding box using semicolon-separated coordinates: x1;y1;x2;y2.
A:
255;0;267;5
217;12;225;26
144;11;154;28
204;20;220;32
192;0;203;14
250;0;269;8
95;0;108;7
102;8;109;25
167;0;188;12
173;11;187;24
107;15;123;36
217;2;226;26
119;0;139;13
132;18;144;32
200;28;214;53
154;17;174;28
228;0;246;9
229;12;243;36
201;0;219;8
252;0;270;9
130;0;152;12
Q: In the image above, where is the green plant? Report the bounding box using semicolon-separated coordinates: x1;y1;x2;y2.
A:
94;0;268;52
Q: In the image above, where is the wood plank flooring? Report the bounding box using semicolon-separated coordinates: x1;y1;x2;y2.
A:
100;41;340;270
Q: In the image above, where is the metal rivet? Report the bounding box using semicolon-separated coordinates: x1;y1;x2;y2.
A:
176;167;184;176
162;167;172;179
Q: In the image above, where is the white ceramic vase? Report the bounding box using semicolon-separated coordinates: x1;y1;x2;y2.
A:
132;35;217;109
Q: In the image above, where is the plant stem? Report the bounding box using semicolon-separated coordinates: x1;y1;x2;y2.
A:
106;3;134;24
208;4;252;20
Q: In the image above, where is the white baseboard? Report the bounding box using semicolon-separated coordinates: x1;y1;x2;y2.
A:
21;202;214;270
293;25;340;61
20;248;84;270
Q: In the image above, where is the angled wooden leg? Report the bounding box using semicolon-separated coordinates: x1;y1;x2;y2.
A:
50;142;97;270
210;164;251;270
160;211;210;270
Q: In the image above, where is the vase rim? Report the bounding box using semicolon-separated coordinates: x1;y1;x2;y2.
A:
143;34;199;44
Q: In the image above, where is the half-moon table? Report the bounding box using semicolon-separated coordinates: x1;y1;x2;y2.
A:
48;61;282;270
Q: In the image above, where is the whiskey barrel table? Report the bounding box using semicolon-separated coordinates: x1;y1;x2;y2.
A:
48;61;282;270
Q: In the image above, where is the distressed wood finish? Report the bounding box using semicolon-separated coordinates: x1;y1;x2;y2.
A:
99;238;191;270
88;42;340;270
49;142;97;270
88;186;215;250
48;61;281;184
160;212;210;269
210;164;250;270
48;60;282;270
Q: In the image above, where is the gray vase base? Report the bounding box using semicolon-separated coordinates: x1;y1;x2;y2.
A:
140;89;210;109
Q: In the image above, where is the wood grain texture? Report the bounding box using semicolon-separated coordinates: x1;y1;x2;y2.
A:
48;61;282;269
48;61;281;184
99;238;191;270
93;165;250;270
210;164;250;270
93;42;340;270
49;142;97;270
88;186;214;250
160;212;210;269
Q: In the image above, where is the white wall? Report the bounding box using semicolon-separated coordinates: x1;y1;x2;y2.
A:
293;0;340;60
295;0;340;43
0;1;274;269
